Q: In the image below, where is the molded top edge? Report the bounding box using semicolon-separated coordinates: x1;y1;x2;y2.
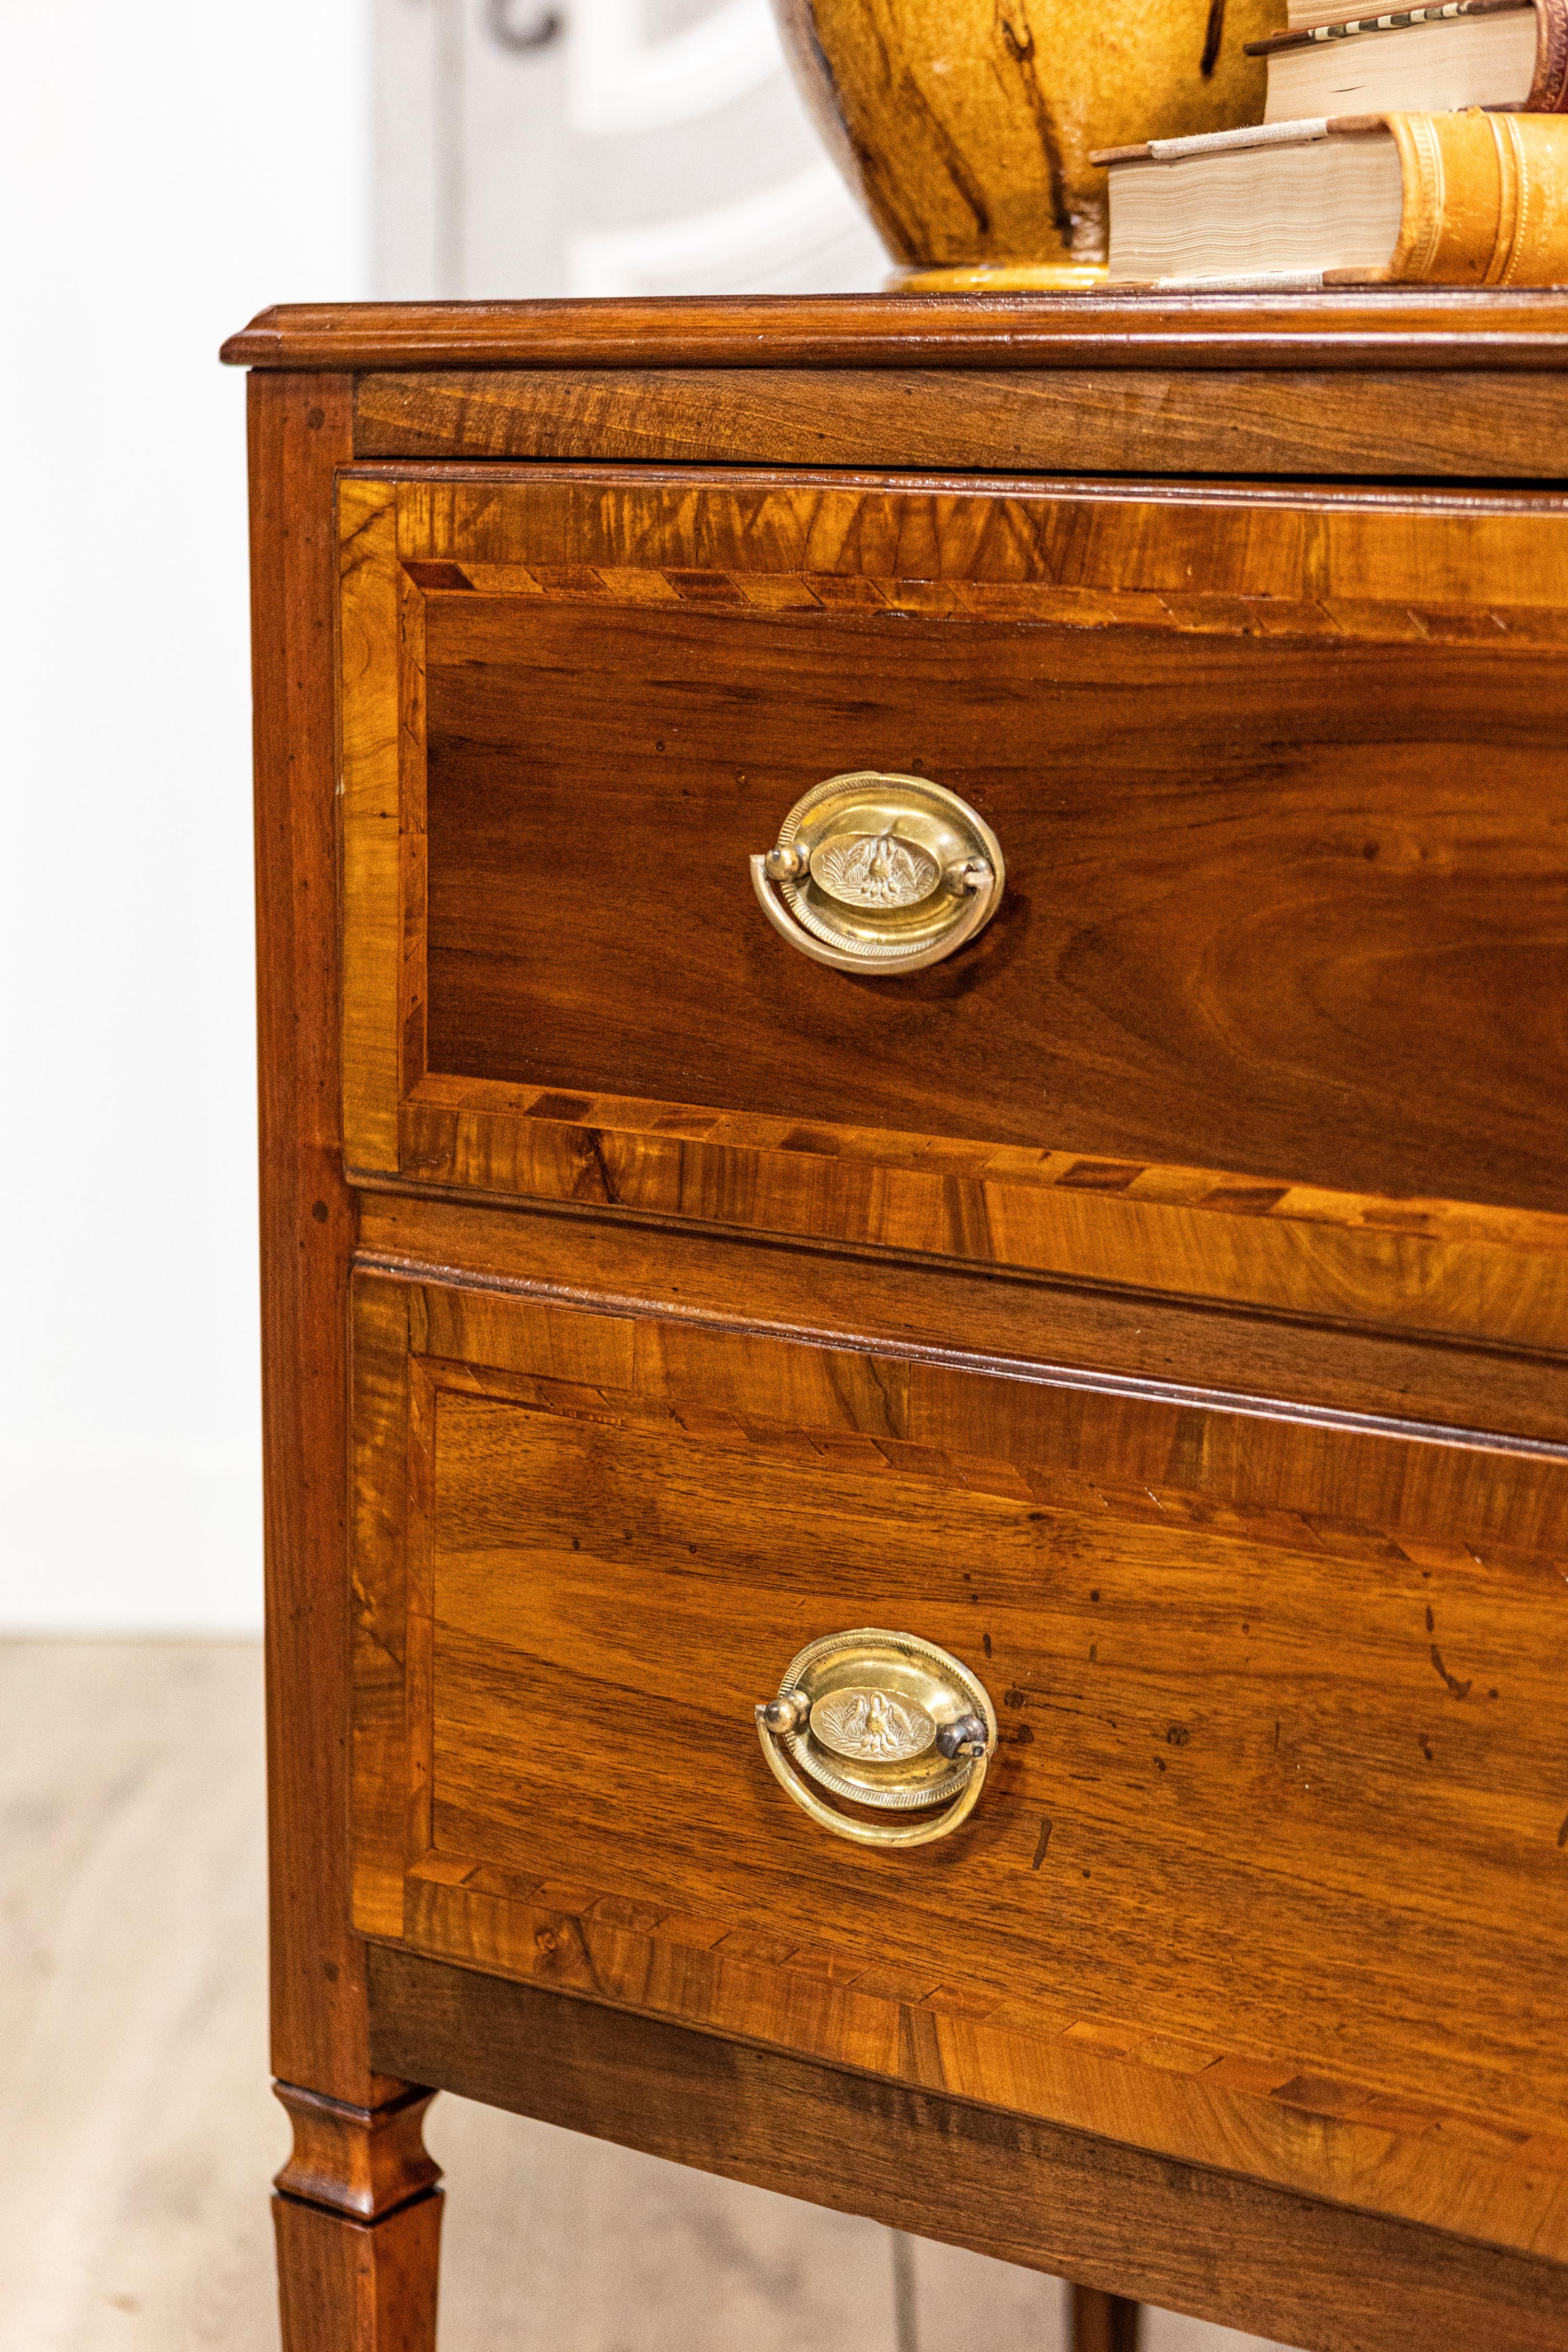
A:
221;292;1568;373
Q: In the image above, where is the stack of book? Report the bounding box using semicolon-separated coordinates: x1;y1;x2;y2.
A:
1095;0;1568;287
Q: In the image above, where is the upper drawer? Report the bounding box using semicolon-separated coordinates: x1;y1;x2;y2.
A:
338;467;1568;1345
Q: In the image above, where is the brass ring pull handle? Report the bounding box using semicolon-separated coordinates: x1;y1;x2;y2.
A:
754;1628;997;1848
751;773;1004;975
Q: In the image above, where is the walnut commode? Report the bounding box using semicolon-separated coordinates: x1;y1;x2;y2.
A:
226;290;1568;2352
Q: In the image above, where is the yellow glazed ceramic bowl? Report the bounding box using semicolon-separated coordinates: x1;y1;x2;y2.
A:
773;0;1281;284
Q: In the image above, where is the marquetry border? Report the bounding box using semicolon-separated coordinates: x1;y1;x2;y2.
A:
408;554;1568;644
337;472;1568;1350
349;1270;1568;2266
394;1852;1568;2266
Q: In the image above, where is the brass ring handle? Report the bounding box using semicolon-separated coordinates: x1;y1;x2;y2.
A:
754;1628;996;1849
751;773;1004;975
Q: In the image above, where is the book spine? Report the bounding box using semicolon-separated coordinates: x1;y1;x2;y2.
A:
1526;0;1568;109
1383;107;1568;281
1251;2;1536;57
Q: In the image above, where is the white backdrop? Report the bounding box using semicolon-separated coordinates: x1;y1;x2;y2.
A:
373;0;884;299
0;0;876;1633
0;1;372;1631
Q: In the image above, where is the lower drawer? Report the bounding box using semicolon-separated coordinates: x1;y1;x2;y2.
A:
349;1266;1568;2258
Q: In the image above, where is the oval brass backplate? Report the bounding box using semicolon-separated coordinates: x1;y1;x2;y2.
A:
751;773;1004;975
754;1628;996;1849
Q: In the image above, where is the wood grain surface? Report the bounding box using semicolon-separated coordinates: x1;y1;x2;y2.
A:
273;2190;442;2352
339;469;1568;1303
356;1189;1568;1444
221;291;1568;374
350;1269;1568;2261
272;2083;441;2223
252;296;1568;2344
354;363;1568;478
371;1947;1568;2352
1072;2286;1144;2352
251;375;442;2349
250;374;400;2111
386;1087;1568;1351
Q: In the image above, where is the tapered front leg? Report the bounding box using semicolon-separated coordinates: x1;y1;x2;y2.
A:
273;2196;443;2352
273;2084;443;2352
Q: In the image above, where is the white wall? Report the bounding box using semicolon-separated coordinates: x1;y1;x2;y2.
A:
372;0;884;301
0;0;372;1631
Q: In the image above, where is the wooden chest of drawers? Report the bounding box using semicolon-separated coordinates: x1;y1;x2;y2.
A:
226;293;1568;2352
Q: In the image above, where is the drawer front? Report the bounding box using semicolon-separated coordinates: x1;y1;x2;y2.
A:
338;466;1568;1350
350;1268;1568;2260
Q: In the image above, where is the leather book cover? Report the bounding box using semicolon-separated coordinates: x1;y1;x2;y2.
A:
1369;106;1568;278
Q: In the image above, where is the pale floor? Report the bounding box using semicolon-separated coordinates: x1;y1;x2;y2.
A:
0;1645;1293;2351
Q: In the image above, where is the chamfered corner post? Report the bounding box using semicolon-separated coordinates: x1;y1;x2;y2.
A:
243;359;443;2346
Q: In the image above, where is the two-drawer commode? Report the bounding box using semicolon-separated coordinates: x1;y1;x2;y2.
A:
228;294;1568;2352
